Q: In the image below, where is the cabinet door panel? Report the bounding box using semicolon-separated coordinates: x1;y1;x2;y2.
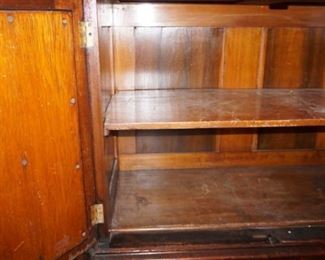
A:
0;12;88;259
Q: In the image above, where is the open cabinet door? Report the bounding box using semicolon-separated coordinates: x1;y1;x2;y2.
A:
0;11;96;259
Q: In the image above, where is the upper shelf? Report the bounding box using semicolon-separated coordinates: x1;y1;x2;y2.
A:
105;88;325;131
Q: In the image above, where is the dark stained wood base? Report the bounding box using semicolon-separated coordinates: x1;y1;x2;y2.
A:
111;165;325;232
93;228;325;259
93;165;325;258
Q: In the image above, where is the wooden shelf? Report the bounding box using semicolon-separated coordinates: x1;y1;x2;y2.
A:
105;89;325;131
111;165;325;232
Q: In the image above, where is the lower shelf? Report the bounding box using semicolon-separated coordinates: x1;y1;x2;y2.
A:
111;165;325;232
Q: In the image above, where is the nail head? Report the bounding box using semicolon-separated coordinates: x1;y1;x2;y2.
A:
21;159;28;167
7;15;14;23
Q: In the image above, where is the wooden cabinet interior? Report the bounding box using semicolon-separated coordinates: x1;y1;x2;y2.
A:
0;0;324;258
99;2;325;257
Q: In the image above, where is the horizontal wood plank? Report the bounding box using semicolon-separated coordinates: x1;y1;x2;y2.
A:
0;0;74;10
105;89;325;131
111;4;325;27
112;165;325;232
119;150;325;171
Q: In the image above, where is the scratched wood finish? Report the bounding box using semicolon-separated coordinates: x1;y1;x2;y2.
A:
0;12;88;259
219;28;265;151
105;15;324;154
113;27;223;153
112;165;325;231
259;28;324;150
105;89;325;130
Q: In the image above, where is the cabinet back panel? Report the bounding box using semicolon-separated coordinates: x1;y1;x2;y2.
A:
99;4;325;164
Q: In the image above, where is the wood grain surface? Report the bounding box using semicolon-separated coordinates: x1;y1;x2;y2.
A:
100;6;325;155
105;89;325;130
119;150;325;171
112;4;325;27
0;12;87;259
112;165;325;231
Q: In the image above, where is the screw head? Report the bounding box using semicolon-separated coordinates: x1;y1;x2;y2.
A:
75;163;81;170
21;159;28;167
81;231;86;237
70;97;77;105
7;15;14;23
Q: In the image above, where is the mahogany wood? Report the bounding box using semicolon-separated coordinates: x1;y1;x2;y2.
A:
84;0;111;239
119;150;325;171
103;20;325;155
219;28;265;151
111;4;325;27
61;0;99;257
98;244;325;259
135;129;218;153
0;11;88;259
0;0;75;9
112;165;325;232
259;28;322;150
105;89;325;130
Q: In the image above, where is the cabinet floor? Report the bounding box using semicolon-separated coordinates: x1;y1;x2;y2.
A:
111;165;325;232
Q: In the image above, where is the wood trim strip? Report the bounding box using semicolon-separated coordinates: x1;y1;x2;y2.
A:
119;150;325;171
112;4;325;27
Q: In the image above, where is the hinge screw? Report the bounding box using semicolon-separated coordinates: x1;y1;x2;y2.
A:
75;163;81;170
62;18;68;26
70;97;77;105
81;232;86;237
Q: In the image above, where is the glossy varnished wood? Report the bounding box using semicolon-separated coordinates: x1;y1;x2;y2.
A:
219;28;266;151
259;27;321;150
102;20;325;154
0;0;75;9
105;89;325;130
119;150;325;171
112;4;325;27
0;12;87;259
112;165;325;231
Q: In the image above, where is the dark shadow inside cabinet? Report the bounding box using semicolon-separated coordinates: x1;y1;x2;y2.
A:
97;1;325;257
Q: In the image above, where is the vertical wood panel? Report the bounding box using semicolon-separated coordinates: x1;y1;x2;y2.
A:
259;128;316;150
159;28;188;89
132;27;223;153
134;27;162;90
264;28;308;88
219;28;264;152
0;12;87;259
114;28;136;153
118;131;136;154
309;29;325;149
114;27;135;91
98;26;113;113
222;28;263;88
259;28;320;150
187;28;223;88
136;130;217;153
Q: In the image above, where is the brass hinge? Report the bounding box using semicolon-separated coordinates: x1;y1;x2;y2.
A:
80;21;94;48
91;204;104;225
